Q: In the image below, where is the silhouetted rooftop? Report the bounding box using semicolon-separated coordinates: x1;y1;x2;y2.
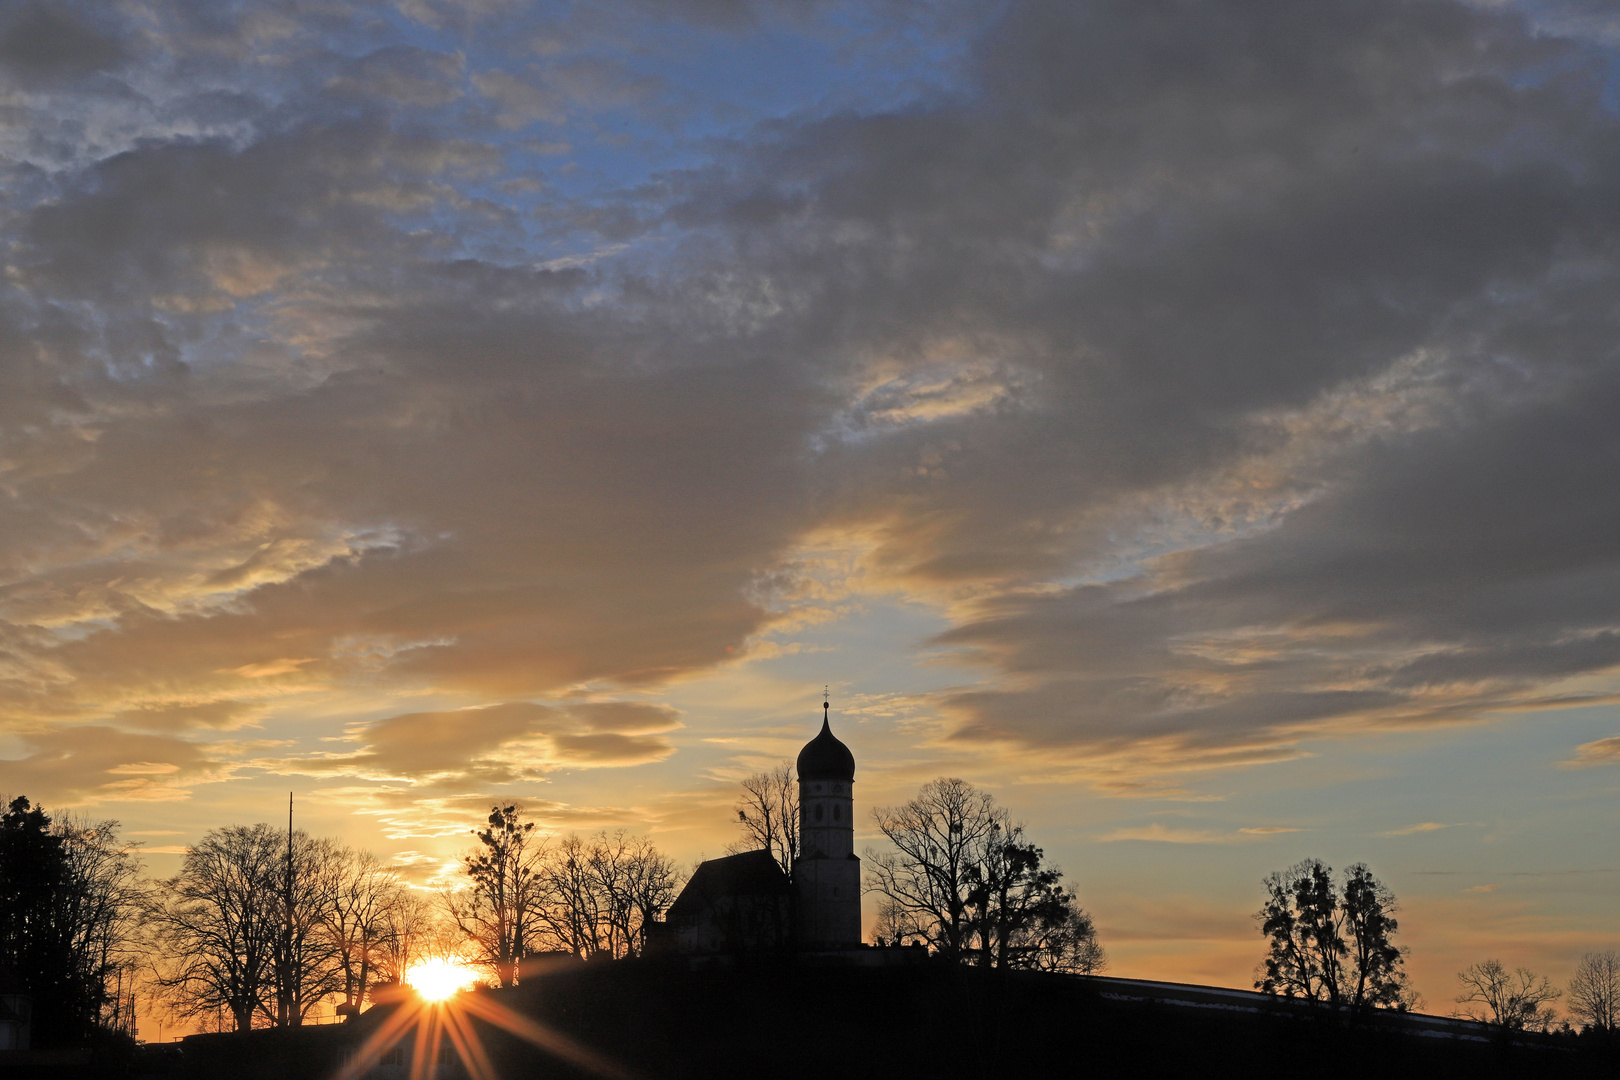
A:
666;849;789;921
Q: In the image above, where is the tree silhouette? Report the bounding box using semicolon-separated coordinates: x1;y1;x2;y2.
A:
1455;959;1561;1033
148;824;285;1032
268;833;345;1026
1567;950;1620;1033
868;779;1003;962
0;798;144;1046
321;847;413;1015
55;812;145;1038
1;798;81;1044
728;764;798;881
446;805;548;988
1341;864;1410;1011
868;778;1102;971
964;830;1069;970
1255;859;1412;1014
537;830;679;960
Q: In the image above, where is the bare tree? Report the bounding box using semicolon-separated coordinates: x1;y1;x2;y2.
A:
1455;959;1562;1033
868;778;1100;972
1566;951;1620;1032
868;779;1004;962
1255;859;1412;1014
537;830;679;960
536;832;602;958
269;833;345;1026
446;805;550;987
728;764;798;880
874;777;997;965
147;824;283;1032
55;813;147;1038
595;831;679;957
321;848;411;1014
372;889;438;986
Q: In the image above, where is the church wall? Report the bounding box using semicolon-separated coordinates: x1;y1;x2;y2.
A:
793;854;862;949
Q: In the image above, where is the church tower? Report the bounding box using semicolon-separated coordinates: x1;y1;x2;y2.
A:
793;696;861;949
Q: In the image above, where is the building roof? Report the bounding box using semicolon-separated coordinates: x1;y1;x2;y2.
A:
666;849;789;920
796;716;855;782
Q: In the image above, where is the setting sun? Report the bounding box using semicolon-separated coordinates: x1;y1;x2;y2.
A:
405;958;478;1002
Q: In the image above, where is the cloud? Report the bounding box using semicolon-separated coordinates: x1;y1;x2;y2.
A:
0;4;126;89
0;727;234;805
1382;822;1460;836
266;700;681;784
622;0;1620;784
1;0;1618;810
1097;823;1289;845
110;701;265;733
326;46;465;107
1563;735;1620;767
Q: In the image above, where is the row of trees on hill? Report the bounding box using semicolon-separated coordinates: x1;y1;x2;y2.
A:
445;806;680;985
1;766;1110;1049
146;824;435;1032
731;770;1106;974
1453;953;1620;1036
12;779;1616;1048
1252;858;1620;1037
0;794;682;1045
150;813;679;1030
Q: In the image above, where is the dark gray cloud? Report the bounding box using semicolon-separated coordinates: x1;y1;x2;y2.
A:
649;0;1620;770
0;4;126;89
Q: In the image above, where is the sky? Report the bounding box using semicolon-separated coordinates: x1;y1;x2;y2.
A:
3;0;1620;1024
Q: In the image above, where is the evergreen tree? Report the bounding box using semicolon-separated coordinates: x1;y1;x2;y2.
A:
0;797;139;1045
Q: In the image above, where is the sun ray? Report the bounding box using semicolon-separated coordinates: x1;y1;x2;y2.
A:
457;992;640;1080
334;972;634;1080
439;1004;499;1080
408;1004;439;1080
332;997;424;1080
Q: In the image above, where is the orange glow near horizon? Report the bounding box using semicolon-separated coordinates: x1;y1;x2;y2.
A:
405;957;479;1001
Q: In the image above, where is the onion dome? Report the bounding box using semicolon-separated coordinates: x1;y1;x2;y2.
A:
797;705;855;782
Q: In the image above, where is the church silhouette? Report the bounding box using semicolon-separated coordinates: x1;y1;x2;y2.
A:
661;701;862;955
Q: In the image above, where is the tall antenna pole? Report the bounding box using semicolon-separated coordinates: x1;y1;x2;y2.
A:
283;791;293;1026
